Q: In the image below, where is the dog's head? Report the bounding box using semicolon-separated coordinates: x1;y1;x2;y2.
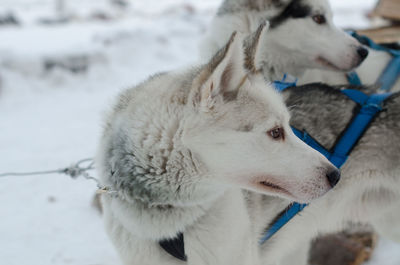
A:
183;24;340;203
262;0;368;73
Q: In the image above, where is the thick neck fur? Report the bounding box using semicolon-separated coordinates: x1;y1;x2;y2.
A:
100;71;226;207
97;71;261;263
97;70;233;241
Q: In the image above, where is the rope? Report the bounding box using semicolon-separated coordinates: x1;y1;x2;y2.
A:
0;158;117;195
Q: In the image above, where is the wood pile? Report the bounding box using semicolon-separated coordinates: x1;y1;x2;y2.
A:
362;0;400;43
374;0;400;21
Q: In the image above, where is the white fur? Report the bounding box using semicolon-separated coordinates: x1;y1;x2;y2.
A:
97;30;338;265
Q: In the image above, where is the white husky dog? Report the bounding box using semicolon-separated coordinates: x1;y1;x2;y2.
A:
200;0;400;92
96;25;340;265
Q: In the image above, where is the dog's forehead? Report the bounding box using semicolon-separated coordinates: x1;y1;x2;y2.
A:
239;82;290;124
303;0;331;14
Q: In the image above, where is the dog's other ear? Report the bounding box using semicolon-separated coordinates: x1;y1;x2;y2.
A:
243;21;269;74
191;32;246;111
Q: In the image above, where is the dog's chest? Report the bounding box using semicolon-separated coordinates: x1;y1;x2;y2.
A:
184;189;260;265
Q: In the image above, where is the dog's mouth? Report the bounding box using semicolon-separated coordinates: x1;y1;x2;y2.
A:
316;56;343;71
257;180;292;197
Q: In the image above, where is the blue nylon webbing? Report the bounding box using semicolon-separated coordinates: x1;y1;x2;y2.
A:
329;90;391;167
292;128;331;160
346;71;362;86
259;202;307;244
377;56;400;91
346;31;400;92
261;82;392;244
273;74;297;92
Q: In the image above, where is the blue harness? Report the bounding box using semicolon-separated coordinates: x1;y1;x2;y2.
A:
346;31;400;91
259;81;392;244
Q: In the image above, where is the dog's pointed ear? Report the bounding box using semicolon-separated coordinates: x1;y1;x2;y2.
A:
243;21;269;74
191;32;246;110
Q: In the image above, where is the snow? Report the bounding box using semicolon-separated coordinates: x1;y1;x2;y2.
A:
0;1;399;265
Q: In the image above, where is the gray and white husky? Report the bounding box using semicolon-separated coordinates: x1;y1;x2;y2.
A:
96;25;340;265
201;0;399;92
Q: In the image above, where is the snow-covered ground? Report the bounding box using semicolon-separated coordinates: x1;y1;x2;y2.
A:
0;1;399;265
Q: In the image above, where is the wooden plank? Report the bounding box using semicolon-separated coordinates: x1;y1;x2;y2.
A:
375;0;400;21
357;25;400;43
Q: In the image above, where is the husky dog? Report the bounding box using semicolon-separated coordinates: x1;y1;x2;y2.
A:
247;83;400;265
200;0;372;84
96;25;340;265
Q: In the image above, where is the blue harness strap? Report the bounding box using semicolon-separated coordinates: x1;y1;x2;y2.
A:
377;56;400;91
292;127;331;159
273;74;297;92
346;31;400;92
259;202;307;244
261;83;392;244
346;71;362;86
329;89;391;167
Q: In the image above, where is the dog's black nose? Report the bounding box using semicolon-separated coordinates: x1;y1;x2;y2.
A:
357;47;369;60
326;169;341;188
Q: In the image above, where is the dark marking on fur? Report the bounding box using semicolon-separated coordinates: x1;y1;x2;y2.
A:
237;124;254;132
270;0;311;28
159;233;187;261
218;0;288;15
248;0;284;11
223;90;239;102
269;66;276;76
272;0;285;7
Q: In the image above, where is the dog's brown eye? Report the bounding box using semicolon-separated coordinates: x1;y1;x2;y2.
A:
312;15;326;25
268;127;284;141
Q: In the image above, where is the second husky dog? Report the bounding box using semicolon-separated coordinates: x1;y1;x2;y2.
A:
96;25;339;265
201;0;400;92
200;0;369;82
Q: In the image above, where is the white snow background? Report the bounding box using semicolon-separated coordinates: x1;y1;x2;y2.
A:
0;0;399;265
